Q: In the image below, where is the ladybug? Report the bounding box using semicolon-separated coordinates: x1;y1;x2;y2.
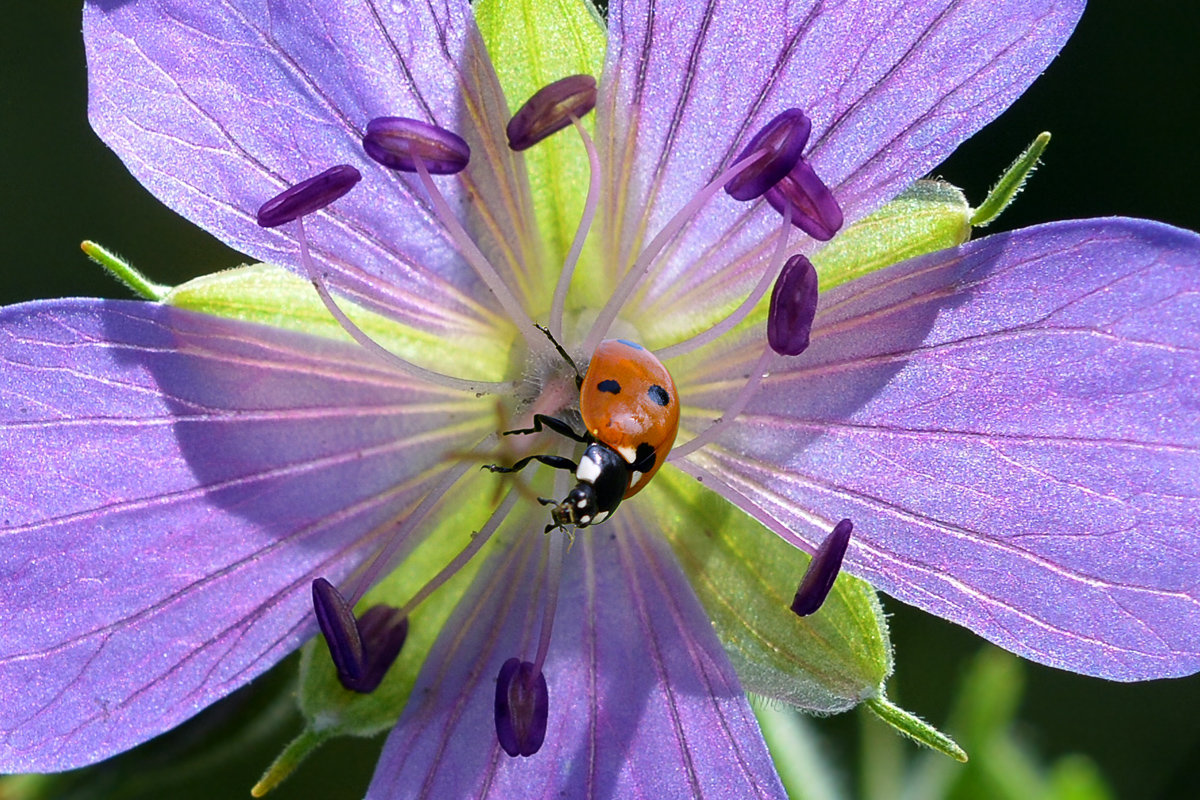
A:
485;331;679;532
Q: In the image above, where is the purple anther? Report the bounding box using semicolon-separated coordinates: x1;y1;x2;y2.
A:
351;604;408;693
791;519;853;616
764;159;844;241
256;165;361;228
312;577;365;682
363;117;470;174
506;74;598;152
312;578;408;693
724;109;812;201
768;254;820;356
494;657;549;757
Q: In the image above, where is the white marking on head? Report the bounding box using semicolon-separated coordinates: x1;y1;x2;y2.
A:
616;444;637;463
576;498;588;508
576;454;602;484
579;514;591;525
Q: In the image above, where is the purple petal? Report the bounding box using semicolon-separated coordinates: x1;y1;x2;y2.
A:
602;0;1083;332
0;300;488;770
680;218;1200;680
366;510;785;798
83;0;537;334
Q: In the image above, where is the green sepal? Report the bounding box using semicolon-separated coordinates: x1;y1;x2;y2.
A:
812;180;973;291
163;263;509;381
639;467;891;712
475;0;605;288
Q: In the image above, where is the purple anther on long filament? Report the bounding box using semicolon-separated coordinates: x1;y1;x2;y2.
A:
494;657;549;757
312;578;408;694
765;158;844;241
791;519;853;616
363;117;470;174
768;253;820;356
506;74;598;152
724;108;812;201
256;164;361;228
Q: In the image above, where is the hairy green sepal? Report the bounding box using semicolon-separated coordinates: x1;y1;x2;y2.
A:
642;467;890;711
970;132;1051;227
642;468;962;757
813;180;973;291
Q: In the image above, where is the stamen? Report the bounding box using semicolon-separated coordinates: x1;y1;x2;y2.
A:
531;529;569;676
656;205;794;360
548;116;601;341
362;117;470;174
312;577;408;693
393;490;519;619
256;165;361;228
764;159;844;241
767;254;819;356
361;116;540;348
293;217;509;394
343;442;490;605
584;152;766;353
668;345;773;460
724;109;812;202
506;75;598;152
400;156;542;351
494;657;549;757
791;519;853;616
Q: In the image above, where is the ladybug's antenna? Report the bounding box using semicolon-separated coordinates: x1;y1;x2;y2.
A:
535;323;583;389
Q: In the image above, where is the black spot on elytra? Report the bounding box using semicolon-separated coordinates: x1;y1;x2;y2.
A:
598;379;621;394
632;442;657;473
647;384;670;406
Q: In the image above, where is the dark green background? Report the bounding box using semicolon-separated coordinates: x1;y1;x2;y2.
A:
2;2;1198;798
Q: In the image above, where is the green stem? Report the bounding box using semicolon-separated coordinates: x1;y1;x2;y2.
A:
251;726;331;797
970;132;1051;228
81;240;169;300
865;694;968;763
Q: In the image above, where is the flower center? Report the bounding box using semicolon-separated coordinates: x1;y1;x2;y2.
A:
253;79;852;758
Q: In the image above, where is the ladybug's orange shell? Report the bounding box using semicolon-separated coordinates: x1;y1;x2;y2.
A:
580;339;680;498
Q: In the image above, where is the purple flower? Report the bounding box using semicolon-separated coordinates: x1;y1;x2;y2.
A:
2;0;1198;795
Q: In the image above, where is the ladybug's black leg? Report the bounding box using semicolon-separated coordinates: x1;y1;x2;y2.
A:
535;323;583;390
482;453;578;475
502;414;589;443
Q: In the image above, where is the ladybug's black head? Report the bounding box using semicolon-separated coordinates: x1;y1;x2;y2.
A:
542;443;630;533
547;484;599;532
